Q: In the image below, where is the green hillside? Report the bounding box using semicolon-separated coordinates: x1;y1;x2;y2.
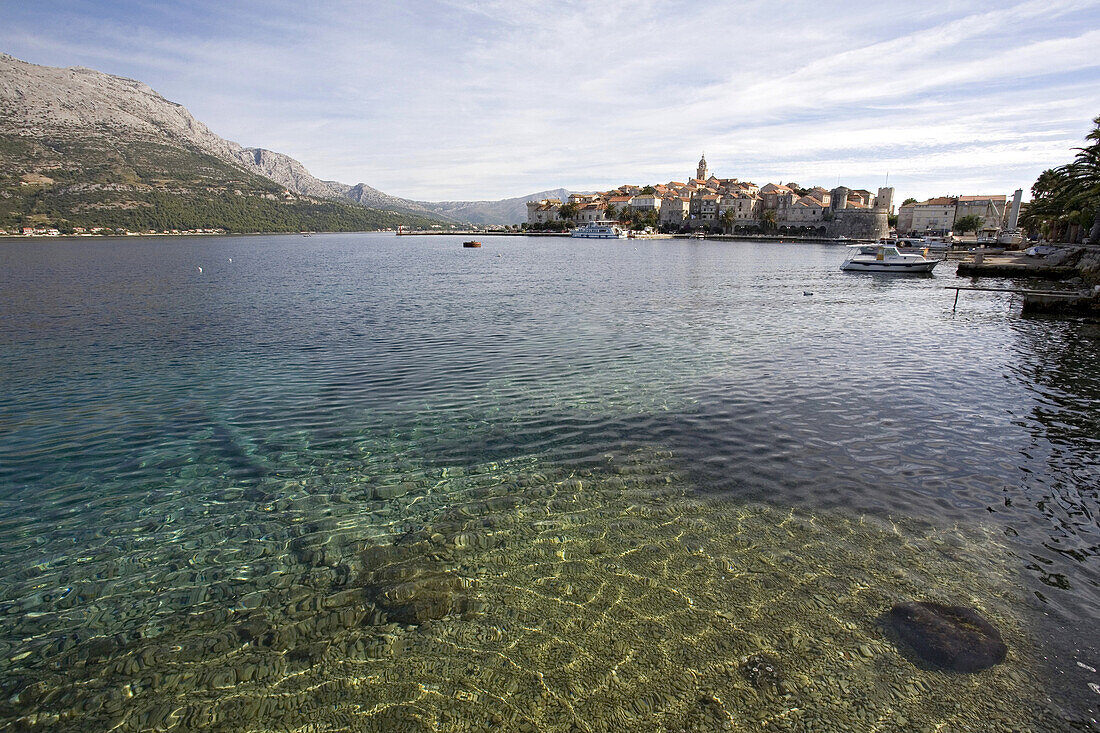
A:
0;133;443;233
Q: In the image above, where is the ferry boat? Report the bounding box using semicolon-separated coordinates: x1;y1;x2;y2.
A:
840;243;938;273
571;221;625;239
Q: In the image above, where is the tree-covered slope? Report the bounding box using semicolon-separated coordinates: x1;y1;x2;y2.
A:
0;133;441;232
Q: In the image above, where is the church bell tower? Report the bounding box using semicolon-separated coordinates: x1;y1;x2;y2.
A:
696;153;707;181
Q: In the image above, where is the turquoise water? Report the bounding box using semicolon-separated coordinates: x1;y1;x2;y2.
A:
0;233;1097;731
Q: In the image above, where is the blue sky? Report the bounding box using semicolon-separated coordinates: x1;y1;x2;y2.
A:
2;0;1099;201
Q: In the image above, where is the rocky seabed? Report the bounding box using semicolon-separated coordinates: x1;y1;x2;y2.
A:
0;446;1076;732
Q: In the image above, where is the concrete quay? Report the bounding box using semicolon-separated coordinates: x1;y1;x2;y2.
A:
955;247;1100;282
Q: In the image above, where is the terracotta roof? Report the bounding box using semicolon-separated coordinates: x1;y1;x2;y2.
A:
911;197;956;206
957;195;1007;203
608;195;633;203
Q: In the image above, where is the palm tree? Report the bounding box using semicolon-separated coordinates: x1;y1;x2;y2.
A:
1022;115;1100;243
720;208;735;234
760;209;778;233
1067;114;1100;243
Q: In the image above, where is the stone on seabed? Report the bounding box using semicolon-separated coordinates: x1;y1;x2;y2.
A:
888;601;1007;672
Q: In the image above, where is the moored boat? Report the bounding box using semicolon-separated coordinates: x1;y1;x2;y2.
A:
463;240;482;248
571;221;625;239
840;243;938;273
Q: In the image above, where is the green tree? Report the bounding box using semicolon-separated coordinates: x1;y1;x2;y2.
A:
902;197;918;206
720;208;736;234
760;209;778;233
604;204;618;221
1020;115;1100;243
953;214;985;234
558;202;578;222
640;185;656;194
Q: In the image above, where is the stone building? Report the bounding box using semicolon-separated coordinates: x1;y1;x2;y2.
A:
955;195;1008;231
523;156;886;238
526;198;562;224
659;196;690;226
896;194;1010;235
896;197;957;235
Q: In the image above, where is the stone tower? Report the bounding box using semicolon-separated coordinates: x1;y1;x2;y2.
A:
697;154;707;181
875;187;895;213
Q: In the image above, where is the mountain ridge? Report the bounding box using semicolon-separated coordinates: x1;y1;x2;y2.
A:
0;53;567;226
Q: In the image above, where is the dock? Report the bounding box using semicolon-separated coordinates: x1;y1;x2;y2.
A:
946;285;1099;314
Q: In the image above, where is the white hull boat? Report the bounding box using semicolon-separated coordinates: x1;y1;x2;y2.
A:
841;244;938;273
571;221;626;239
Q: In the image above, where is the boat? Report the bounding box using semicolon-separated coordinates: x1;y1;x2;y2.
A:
571;221;626;239
463;240;482;248
840;243;939;273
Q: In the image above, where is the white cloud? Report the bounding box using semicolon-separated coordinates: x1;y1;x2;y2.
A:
2;0;1099;201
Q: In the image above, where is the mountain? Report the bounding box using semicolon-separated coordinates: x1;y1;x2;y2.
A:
423;188;575;226
0;52;572;230
0;53;443;232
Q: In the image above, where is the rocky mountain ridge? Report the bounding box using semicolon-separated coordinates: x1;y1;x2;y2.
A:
1;53;568;225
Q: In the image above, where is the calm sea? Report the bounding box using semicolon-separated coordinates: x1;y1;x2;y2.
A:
1;233;1097;731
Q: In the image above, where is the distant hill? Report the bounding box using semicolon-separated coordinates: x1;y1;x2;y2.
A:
0;53;575;230
423;188;575;225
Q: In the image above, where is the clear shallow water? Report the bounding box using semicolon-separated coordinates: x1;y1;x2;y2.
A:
0;233;1097;731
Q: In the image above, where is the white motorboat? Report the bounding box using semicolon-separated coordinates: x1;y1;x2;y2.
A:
571;221;626;239
840;243;938;273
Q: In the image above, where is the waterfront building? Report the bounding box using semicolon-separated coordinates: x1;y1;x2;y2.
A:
784;195;828;225
607;194;634;212
690;193;721;223
659;196;690;226
523;157;886;239
955;195;1008;231
896;193;1010;235
897;197;956;234
630;193;661;212
526;198;562;224
574;202;607;222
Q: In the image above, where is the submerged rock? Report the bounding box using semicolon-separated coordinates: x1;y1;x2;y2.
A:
360;543;474;625
738;653;785;692
888;601;1007;672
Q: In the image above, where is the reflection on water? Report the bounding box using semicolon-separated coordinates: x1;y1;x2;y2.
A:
1;234;1098;730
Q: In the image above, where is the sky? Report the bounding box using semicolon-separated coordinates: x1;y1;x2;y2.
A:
2;0;1099;202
